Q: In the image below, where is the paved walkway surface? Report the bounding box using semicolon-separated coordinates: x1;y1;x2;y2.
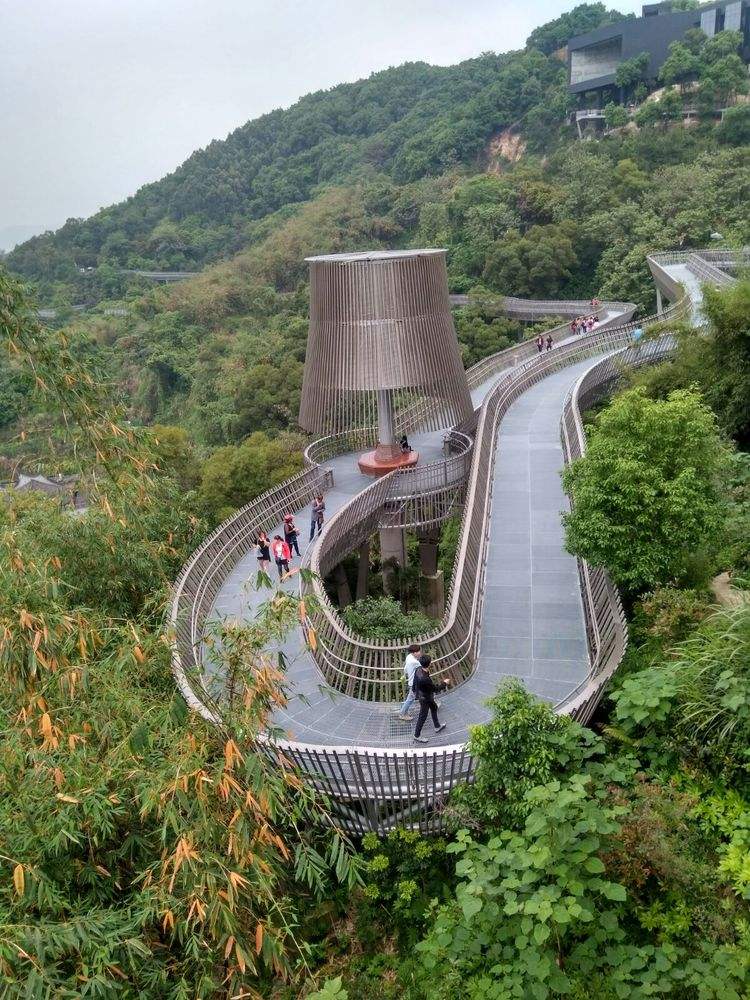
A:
205;348;608;748
661;263;705;322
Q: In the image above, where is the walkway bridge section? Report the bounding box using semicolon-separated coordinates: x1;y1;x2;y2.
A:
170;255;741;833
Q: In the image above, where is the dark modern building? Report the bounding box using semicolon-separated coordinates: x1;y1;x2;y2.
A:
568;1;750;96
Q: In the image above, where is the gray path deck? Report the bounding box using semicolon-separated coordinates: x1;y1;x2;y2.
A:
207;349;608;748
661;263;705;321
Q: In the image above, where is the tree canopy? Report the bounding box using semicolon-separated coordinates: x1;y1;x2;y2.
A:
563;386;732;594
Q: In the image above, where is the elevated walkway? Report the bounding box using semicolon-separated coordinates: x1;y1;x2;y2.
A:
171;258;741;831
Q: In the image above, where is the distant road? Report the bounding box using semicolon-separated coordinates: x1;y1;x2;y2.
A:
119;269;198;283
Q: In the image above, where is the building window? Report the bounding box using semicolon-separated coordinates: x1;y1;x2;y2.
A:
570;36;623;86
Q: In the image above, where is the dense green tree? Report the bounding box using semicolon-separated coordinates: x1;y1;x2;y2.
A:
614;51;651;96
526;3;630;55
701;53;749;105
198;430;305;523
563;387;732;594
604;101;630;129
718;103;750;145
660;41;702;91
451;682;605;831
482;223;578;298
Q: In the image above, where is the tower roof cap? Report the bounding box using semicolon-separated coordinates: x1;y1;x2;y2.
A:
305;249;446;264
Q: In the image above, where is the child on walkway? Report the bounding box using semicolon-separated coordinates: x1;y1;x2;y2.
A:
271;535;291;579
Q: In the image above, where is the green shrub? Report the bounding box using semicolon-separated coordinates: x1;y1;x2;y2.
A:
451;681;606;832
613;604;750;781
342;596;436;640
355;830;454;949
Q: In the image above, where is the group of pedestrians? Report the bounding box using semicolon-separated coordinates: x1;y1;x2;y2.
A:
535;334;554;353
571;300;603;336
570;313;600;336
253;494;326;580
395;643;451;742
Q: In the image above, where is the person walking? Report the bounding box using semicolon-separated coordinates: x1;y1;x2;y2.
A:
535;335;544;354
255;532;271;575
413;655;450;743
283;514;300;558
546;334;553;352
310;495;326;541
271;534;291;579
395;643;422;720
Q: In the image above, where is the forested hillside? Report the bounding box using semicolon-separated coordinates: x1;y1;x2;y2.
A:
2;1;750;506
7;3;629;287
4;3;750;997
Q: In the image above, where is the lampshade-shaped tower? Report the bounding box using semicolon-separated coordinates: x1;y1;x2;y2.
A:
299;249;473;474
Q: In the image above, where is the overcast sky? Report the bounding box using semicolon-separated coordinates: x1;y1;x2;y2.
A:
0;0;642;248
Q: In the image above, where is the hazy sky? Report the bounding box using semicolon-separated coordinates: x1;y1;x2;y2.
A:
0;0;642;246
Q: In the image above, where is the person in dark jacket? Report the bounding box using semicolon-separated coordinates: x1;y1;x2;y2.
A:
310;495;326;540
283;513;300;557
413;654;450;742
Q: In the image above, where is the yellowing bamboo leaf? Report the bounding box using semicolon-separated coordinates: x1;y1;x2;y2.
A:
55;793;80;804
224;935;235;960
133;646;145;663
307;627;317;652
235;943;247;974
228;871;249;891
255;923;264;955
12;865;24;896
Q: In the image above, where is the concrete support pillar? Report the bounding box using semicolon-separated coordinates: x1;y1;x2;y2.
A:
417;530;440;578
421;571;445;619
356;540;370;601
656;287;664;316
379;526;406;597
377;388;395;446
333;563;352;609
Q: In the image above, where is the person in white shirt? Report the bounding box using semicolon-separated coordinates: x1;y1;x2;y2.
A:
395;644;422;721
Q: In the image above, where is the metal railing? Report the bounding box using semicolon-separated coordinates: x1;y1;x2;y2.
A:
298;293;689;703
557;334;677;721
170;293;690;832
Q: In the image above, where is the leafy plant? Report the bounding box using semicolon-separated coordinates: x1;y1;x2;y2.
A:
342;596;436;640
451;681;607;831
563;387;732;595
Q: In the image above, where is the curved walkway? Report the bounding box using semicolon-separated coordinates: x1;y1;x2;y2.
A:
208;349;610;748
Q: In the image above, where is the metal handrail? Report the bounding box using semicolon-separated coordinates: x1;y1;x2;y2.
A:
298;294;690;701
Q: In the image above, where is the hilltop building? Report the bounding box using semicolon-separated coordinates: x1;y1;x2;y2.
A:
568;1;750;98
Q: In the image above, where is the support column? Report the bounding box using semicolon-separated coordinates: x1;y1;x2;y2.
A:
377;389;395;448
356;540;370;601
656;287;664;315
417;529;439;577
418;528;443;617
358;390;418;476
379;526;406;597
420;571;445;619
333;563;353;609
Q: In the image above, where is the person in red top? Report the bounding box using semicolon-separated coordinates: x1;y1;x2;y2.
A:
271;534;291;579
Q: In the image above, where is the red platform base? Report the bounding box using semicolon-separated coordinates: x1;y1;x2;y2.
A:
358;449;419;477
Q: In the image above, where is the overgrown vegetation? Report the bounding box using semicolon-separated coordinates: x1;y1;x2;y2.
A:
3;3;750;995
